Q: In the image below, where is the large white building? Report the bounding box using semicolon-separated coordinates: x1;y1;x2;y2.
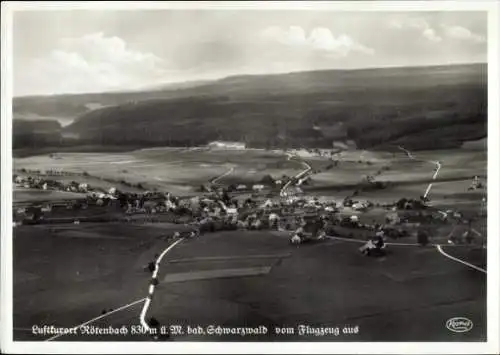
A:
207;141;246;150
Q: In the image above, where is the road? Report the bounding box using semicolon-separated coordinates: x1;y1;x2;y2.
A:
398;146;442;199
210;166;235;184
280;153;312;197
136;163;241;332
139;238;185;332
41;163;236;342
398;146;486;246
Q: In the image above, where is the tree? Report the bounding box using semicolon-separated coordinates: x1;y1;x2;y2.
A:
417;230;429;246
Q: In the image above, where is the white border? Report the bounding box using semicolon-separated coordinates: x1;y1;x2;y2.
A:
1;1;499;354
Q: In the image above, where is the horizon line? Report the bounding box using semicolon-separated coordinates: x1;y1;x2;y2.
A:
13;61;487;99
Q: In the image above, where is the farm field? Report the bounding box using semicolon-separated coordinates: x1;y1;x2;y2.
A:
13;189;86;203
14;146;487;199
18;230;486;342
306;148;486;189
13;222;192;341
14;148;304;196
304;148;486;212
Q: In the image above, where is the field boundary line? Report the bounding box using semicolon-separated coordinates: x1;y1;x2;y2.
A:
326;235;466;248
327;235;423;246
168;253;291;263
45;297;146;341
436;245;486;273
139;238;185;332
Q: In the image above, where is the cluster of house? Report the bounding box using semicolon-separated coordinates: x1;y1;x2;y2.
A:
202;173;294;196
468;176;484;191
14;174;90;193
285;148;339;159
186;193;416;236
11;169;387;225
203;183;269;194
14;169;470;247
16;168;83;176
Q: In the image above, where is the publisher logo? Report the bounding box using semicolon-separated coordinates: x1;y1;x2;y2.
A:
446;317;473;333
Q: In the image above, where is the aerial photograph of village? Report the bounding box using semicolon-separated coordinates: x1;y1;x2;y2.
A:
8;6;489;344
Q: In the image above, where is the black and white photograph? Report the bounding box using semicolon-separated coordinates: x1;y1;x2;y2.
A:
1;1;499;354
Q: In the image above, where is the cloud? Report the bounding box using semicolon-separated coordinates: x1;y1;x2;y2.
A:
441;25;485;43
389;17;442;42
59;33;163;71
261;26;374;56
390;18;486;44
16;32;167;95
422;28;442;43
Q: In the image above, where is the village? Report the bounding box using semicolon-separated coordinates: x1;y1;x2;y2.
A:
12;156;485;250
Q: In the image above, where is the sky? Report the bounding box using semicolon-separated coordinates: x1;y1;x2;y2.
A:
12;10;487;96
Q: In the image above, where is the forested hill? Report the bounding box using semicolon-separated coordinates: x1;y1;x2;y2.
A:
13;120;62;149
15;63;487;151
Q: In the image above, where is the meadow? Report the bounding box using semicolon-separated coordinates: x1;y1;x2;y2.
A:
14;148;303;197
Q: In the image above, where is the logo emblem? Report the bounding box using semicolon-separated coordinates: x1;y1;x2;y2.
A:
446;317;473;333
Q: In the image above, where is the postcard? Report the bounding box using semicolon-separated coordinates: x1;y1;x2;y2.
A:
1;1;498;354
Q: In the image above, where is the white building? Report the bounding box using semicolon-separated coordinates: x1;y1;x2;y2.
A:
352;201;369;211
226;208;238;215
208;141;246;150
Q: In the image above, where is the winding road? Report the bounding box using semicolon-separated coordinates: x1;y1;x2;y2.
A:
210;166;235;185
280;153;312;197
139;238;185;332
397;146;486;272
138;163;246;331
46;164;237;341
398;146;442;199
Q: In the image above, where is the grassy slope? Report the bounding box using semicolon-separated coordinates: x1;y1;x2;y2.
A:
13;63;487;152
13;148;302;197
14;228;486;341
13;222;190;340
150;231;485;341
